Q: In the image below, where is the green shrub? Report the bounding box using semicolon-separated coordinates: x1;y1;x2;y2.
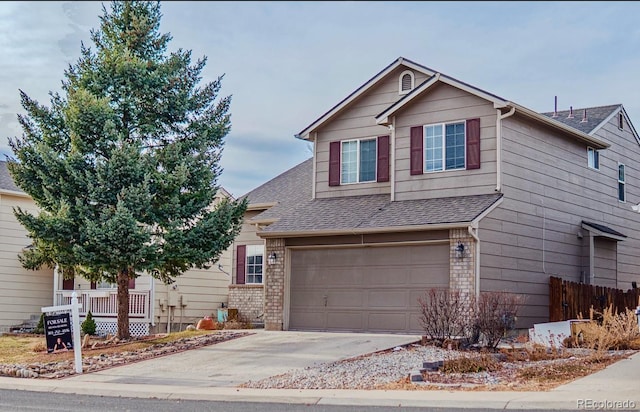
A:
33;313;45;334
81;311;97;336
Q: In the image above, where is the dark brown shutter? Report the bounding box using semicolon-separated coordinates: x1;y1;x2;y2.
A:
466;118;481;170
236;245;246;285
62;277;74;290
128;277;136;290
90;281;96;289
410;126;423;175
328;141;341;186
377;135;390;182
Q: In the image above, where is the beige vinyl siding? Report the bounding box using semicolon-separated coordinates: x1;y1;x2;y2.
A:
0;194;53;331
314;66;427;199
479;114;640;327
593;238;617;288
232;209;266;283
394;83;498;201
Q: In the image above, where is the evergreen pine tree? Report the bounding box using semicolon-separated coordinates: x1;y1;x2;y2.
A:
8;1;246;339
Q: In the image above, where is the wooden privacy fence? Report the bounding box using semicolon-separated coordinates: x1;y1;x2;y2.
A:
549;276;640;321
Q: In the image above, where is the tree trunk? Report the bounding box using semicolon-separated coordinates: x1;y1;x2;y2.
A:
116;268;131;339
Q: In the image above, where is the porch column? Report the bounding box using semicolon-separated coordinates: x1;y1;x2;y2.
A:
264;238;285;330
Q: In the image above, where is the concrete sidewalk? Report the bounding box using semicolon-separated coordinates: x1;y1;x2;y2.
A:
0;331;638;410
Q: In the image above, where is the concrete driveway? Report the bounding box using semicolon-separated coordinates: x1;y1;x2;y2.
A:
65;330;420;387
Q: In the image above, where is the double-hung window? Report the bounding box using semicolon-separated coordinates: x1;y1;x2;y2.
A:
424;122;466;172
341;138;376;184
618;163;626;202
587;147;599;170
246;245;264;284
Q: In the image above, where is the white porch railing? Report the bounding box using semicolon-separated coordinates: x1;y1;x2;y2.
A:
54;290;151;320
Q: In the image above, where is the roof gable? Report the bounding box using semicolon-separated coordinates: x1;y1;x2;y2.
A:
0;161;24;194
295;57;435;140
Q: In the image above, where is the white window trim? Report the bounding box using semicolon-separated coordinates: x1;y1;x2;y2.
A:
587;147;599;170
340;137;377;185
399;70;415;95
423;121;467;173
246;244;264;284
618;163;626;203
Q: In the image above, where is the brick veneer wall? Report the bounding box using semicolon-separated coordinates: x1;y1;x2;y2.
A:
449;228;476;296
264;238;285;330
228;284;264;325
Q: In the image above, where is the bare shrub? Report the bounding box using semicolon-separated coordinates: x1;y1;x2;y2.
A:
574;306;640;352
418;288;474;343
475;291;525;349
441;351;502;373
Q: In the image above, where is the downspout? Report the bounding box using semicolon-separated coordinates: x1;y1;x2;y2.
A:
468;226;480;297
312;132;317;200
495;106;516;192
150;276;156;327
390;116;396;202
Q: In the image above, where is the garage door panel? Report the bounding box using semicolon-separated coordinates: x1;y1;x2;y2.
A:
367;312;408;332
289;311;325;330
289;243;449;333
291;291;325;308
366;267;409;285
409;268;449;287
327;311;363;330
329;290;364;308
368;290;409;308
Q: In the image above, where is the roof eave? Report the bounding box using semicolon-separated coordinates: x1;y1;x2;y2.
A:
257;221;471;239
0;188;30;198
510;103;610;149
246;202;277;211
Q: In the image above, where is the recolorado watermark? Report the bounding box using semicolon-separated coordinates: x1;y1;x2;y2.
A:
577;399;636;410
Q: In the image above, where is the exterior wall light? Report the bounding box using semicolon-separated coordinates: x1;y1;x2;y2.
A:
455;243;466;259
267;252;277;265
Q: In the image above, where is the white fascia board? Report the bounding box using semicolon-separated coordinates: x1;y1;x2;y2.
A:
0;189;31;198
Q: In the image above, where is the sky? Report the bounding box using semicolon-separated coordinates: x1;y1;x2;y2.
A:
1;1;640;198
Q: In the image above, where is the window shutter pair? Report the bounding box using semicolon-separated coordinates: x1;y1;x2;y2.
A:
410;118;481;174
328;136;390;186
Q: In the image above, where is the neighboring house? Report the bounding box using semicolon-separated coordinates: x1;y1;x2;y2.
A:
229;57;640;334
0;161;53;333
0;160;232;336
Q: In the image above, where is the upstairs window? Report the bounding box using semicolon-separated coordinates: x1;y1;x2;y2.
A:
399;70;415;95
618;163;626;202
424;122;466;172
587;147;599;170
341;138;377;183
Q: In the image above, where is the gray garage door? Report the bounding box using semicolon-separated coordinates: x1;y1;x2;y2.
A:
289;244;449;333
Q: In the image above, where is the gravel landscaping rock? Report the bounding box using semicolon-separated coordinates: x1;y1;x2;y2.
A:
0;331;249;379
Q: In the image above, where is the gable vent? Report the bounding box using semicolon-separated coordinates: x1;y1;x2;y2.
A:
399;70;415;95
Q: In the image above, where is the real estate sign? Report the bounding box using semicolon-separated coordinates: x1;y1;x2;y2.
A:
44;313;73;353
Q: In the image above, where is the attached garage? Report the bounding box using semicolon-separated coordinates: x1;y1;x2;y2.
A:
288;243;449;333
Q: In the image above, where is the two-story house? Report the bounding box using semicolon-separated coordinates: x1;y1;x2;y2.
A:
229;57;640;333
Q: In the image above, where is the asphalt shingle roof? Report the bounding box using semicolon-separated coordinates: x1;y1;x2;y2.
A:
0;161;22;192
582;220;627;239
541;104;621;134
262;193;503;234
241;158;313;222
